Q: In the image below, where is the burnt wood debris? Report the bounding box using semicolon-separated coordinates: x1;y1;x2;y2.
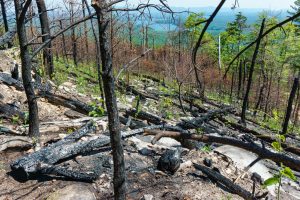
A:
1;69;300;199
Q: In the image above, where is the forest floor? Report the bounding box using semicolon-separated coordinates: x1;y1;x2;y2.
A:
0;49;300;200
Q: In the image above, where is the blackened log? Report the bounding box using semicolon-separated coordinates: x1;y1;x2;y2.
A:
126;109;163;125
0;71;52;92
10;121;163;180
38;163;99;182
10;121;97;177
157;149;181;174
119;116;147;129
0;101;25;121
0;28;16;47
38;91;93;115
144;129;300;172
11;63;19;80
184;98;300;156
0;72;23;90
177;107;233;129
193;163;256;200
132;72;161;83
117;80;159;101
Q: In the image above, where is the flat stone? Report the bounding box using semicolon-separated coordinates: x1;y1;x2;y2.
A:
47;184;96;200
214;145;276;196
142;194;154;200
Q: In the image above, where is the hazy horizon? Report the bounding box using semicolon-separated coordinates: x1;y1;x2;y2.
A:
127;0;295;10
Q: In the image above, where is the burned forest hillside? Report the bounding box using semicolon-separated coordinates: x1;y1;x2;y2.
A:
0;0;300;200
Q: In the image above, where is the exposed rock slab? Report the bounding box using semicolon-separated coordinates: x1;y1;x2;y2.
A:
47;184;96;200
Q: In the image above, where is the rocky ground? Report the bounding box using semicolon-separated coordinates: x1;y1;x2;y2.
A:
0;49;300;200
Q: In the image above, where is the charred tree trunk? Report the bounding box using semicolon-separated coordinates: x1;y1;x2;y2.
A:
36;0;53;78
59;20;68;63
70;1;78;66
237;60;243;99
292;87;300;128
82;0;89;62
92;1;126;199
0;0;12;48
240;19;265;125
253;67;267;116
230;68;235;102
82;0;105;105
14;0;40;138
282;74;299;134
263;69;273;120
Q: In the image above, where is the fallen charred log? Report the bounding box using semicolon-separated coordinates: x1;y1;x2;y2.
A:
181;97;300;156
126;109;164;125
0;72;23;90
193;163;257;200
38;91;93;115
0;101;25;121
177;107;233;129
10;121;163;181
117;80;159;101
0;28;16;47
144;129;300;172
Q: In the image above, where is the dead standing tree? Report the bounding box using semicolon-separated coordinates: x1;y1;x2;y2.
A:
91;1;126;199
191;0;226;98
36;0;54;78
91;1;177;199
240;19;265;125
14;0;40;138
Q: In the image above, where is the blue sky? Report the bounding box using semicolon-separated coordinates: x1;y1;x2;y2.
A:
127;0;295;9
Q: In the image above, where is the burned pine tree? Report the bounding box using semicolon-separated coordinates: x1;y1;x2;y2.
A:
240;19;265;125
92;1;126;199
14;0;40;138
282;73;300;134
36;0;54;78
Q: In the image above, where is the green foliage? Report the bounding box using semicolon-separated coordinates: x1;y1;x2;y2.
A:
53;71;68;87
159;85;174;95
200;145;212;152
271;134;286;152
24;112;29;125
67;128;75;134
159;97;174;119
31;136;39;146
185;12;217;58
265;135;297;199
12;115;20;124
132;95;141;117
196;127;204;135
220;12;248;65
263;165;297;188
263;176;281;188
88;98;105;117
36;67;45;78
161;97;173;108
